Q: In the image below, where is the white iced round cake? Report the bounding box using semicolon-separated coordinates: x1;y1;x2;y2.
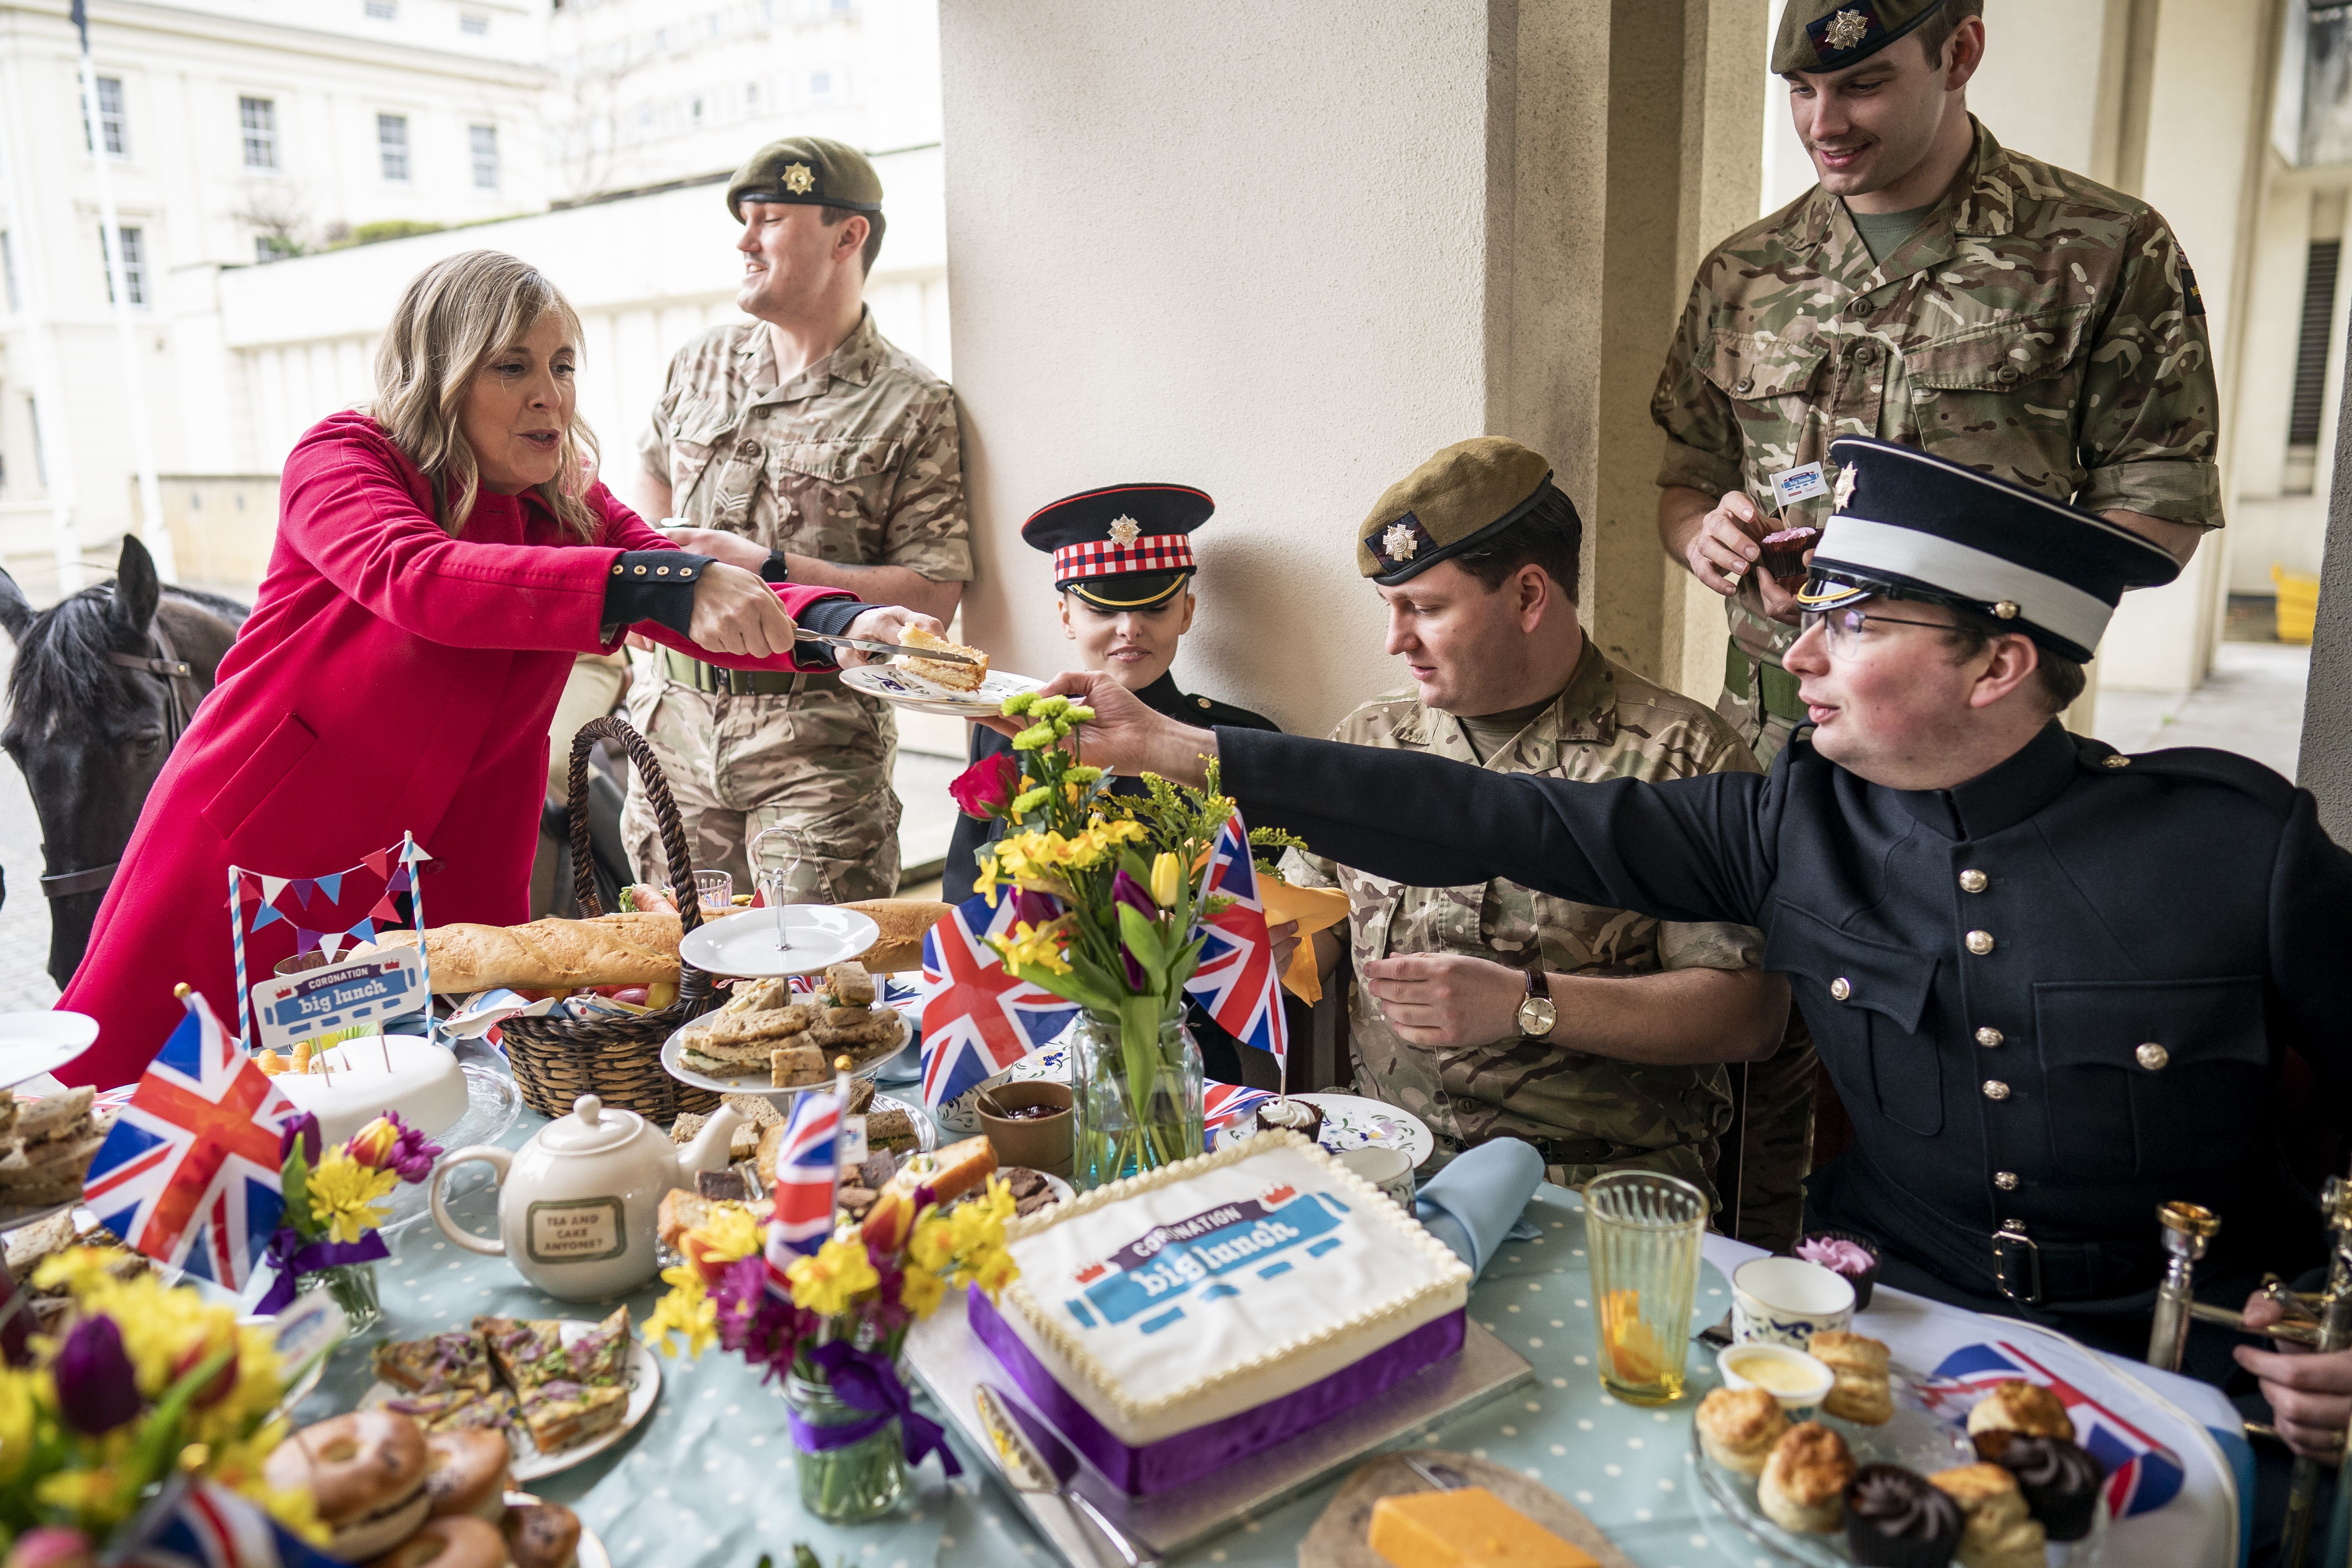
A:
271;1034;469;1147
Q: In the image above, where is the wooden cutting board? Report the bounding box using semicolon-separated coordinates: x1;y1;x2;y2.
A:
1298;1449;1637;1568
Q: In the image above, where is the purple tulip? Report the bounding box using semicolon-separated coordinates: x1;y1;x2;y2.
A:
54;1316;142;1435
1111;870;1156;917
277;1111;321;1166
1011;889;1061;928
379;1111;443;1184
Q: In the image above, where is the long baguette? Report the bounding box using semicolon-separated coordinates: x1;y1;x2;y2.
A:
375;913;682;992
840;901;954;974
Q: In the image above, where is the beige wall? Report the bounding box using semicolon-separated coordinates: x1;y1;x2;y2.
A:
942;0;1768;735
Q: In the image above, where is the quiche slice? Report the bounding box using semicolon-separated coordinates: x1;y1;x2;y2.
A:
561;1307;634;1388
372;1330;494;1395
380;1385;518;1435
474;1315;568;1391
518;1379;630;1454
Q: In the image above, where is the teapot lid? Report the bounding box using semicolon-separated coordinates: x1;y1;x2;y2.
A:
542;1094;643;1156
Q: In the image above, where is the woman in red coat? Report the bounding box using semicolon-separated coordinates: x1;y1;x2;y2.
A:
59;250;935;1086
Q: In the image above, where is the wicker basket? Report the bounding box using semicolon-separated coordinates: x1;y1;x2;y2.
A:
500;717;723;1122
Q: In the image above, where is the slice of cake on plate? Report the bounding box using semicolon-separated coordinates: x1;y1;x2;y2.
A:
894;625;989;693
962;1130;1470;1496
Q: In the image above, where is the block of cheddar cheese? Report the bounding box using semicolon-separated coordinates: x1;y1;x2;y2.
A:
1367;1487;1598;1568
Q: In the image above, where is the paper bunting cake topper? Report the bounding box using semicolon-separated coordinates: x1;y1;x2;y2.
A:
226;833;435;1047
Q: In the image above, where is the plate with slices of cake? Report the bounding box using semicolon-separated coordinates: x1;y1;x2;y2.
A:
662;961;910;1092
839;627;1041;717
362;1307;660;1482
1692;1334;2113;1566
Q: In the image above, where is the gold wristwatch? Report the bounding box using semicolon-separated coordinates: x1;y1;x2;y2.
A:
1516;968;1557;1039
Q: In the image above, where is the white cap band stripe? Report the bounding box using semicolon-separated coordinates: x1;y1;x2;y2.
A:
1814;514;2115;652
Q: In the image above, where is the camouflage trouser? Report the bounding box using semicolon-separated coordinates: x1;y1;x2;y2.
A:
621;671;901;903
1714;639;1817;1253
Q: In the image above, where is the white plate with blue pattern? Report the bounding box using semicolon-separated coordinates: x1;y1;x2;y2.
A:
840;663;1043;717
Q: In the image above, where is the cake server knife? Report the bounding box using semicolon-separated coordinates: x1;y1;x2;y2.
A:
973;1382;1158;1568
792;630;981;665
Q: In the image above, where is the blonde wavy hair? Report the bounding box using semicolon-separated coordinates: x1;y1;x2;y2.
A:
370;250;601;540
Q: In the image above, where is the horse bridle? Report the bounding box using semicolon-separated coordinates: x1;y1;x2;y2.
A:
37;618;197;903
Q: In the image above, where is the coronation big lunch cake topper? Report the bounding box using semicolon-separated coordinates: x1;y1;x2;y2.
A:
1062;1175;1345;1333
228;831;437;1060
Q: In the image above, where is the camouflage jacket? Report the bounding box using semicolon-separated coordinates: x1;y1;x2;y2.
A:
1284;643;1765;1198
1652;118;2223;663
638;307;971;585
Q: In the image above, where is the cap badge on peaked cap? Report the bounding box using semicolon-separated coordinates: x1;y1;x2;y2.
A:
1108;516;1142;548
1835;464;1859;509
1825;8;1871;48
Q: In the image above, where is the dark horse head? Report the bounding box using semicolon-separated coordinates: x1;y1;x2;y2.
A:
0;535;247;989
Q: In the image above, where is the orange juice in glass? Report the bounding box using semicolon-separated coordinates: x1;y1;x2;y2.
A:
1581;1170;1707;1405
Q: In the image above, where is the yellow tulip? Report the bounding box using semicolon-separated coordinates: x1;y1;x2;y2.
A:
1150;851;1182;908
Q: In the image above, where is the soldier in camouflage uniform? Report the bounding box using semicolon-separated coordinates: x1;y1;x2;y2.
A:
1283;439;1791;1205
625;136;969;900
1647;0;2223;1247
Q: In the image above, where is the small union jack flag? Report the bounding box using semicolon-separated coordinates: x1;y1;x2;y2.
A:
1185;813;1289;1073
1202;1082;1277;1136
121;1479;344;1568
763;1087;843;1267
1917;1340;2184;1517
917;892;1078;1112
83;991;292;1290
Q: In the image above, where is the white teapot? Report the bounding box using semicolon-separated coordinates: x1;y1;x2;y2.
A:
430;1094;743;1300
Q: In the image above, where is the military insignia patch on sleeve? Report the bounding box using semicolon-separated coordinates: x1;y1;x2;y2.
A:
2180;262;2205;318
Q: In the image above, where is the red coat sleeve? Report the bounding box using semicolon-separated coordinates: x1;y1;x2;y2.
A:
587;486;859;671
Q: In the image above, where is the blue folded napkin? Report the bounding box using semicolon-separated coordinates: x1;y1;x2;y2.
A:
1413;1137;1546;1281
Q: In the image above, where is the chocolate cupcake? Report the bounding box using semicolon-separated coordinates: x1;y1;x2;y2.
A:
1842;1464;1963;1567
1254;1098;1325;1144
1973;1430;2106;1541
1795;1229;1882;1310
1757;526;1820;588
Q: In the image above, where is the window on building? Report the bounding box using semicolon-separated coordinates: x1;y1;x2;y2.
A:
460;13;489;35
99;225;144;307
469;124;498;190
81;75;127;158
690;95;705;126
378;114;409;181
239;96;276;170
810;70;831;98
2284;238;2343;494
745;80;761;109
0;231;17;315
27;398;45;488
364;0;397;18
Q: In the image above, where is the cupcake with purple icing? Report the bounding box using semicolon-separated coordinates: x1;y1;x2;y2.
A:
1757;525;1820;588
1795;1230;1882;1310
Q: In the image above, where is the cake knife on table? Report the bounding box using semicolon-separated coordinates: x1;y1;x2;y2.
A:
973;1383;1158;1568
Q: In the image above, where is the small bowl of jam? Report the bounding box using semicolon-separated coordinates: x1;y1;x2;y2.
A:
979;1081;1073;1178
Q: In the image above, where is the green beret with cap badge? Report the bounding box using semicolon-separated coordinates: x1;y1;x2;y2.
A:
1772;0;1952;75
1357;437;1557;586
726;134;883;219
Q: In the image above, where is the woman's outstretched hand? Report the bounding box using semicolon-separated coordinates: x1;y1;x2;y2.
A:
835;606;948;668
688;561;800;659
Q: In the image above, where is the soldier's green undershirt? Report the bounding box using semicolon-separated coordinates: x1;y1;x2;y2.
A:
1456;693;1560;763
1845;202;1933;266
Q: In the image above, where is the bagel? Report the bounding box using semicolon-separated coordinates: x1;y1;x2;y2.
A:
423;1427;511;1522
503;1502;582;1568
365;1515;508;1568
264;1409;431;1561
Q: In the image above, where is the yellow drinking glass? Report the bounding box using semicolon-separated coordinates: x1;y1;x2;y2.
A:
1581;1170;1708;1406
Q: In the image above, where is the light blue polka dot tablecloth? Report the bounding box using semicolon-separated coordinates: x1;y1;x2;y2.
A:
304;1120;1765;1568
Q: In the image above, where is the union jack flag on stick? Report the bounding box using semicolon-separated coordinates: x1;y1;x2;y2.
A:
82;987;292;1290
763;1082;843;1272
918;891;1078;1111
1184;813;1289;1074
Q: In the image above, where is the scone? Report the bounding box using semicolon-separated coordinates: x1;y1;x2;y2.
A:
895;624;988;692
1965;1378;2072;1441
1697;1385;1788;1477
1759;1421;1855;1534
1930;1462;2047;1568
1811;1329;1894;1425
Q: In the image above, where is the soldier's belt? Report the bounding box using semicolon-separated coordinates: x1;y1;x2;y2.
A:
660;648;840;697
1723;639;1807;724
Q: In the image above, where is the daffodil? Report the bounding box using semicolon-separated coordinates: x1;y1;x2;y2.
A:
786;1235;881;1318
989;920;1072;976
899;1261;946;1318
306;1148;399;1244
641;1263;718;1357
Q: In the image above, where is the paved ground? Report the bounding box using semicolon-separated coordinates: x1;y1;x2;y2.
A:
2097;640;2309;778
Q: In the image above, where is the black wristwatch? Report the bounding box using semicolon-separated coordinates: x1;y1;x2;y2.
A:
1515;969;1558;1039
758;549;790;584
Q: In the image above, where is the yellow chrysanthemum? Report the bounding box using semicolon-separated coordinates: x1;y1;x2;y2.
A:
641;1263;717;1358
306;1149;399;1244
785;1235;880;1318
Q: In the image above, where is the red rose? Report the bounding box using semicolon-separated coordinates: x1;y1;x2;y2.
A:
949;751;1020;820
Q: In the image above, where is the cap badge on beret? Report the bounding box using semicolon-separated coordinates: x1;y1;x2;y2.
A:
1381;522;1422;563
784;163;815;195
1108;516;1142;548
1823;7;1871;48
